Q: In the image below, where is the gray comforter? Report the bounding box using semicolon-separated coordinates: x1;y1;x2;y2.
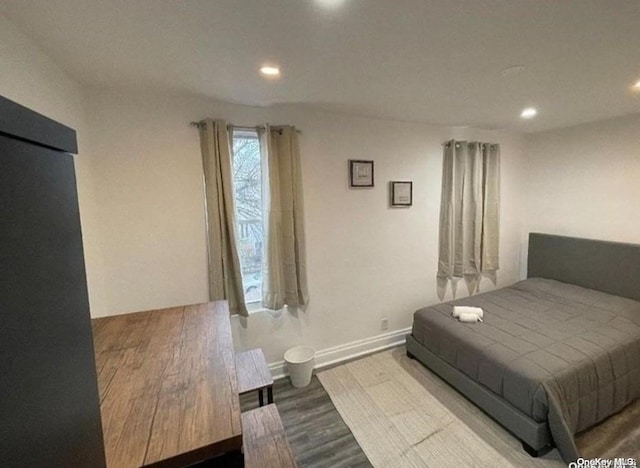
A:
412;278;640;462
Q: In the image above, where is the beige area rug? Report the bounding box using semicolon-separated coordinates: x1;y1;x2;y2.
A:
318;347;640;467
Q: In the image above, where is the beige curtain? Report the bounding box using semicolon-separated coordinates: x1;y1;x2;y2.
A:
438;140;500;289
199;119;248;316
260;125;309;310
481;143;500;271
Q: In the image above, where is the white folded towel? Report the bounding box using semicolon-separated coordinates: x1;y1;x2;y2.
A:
452;306;484;319
458;312;483;323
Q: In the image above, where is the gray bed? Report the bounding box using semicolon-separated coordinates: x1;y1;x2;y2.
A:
406;233;640;463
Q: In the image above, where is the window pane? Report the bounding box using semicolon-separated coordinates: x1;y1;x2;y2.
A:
232;132;263;303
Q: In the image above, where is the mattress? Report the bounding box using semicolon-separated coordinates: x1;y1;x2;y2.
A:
412;278;640;460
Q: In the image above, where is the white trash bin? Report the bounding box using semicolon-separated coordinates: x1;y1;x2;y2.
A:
284;345;315;388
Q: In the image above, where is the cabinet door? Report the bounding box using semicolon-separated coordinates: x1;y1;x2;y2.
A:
0;135;106;467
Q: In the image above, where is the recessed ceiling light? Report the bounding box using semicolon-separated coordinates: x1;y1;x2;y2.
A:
259;66;280;77
315;0;345;8
501;65;526;77
520;107;537;119
632;80;640;91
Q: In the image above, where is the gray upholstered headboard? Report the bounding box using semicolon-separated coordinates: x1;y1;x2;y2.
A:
527;233;640;302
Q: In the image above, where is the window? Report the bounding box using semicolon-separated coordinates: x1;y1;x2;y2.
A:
231;130;263;303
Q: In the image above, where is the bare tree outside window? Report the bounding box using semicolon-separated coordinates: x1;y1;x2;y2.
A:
232;133;263;303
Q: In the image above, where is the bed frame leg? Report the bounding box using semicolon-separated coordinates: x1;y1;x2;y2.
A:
522;442;552;458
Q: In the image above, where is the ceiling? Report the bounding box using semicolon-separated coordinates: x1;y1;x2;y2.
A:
2;0;640;132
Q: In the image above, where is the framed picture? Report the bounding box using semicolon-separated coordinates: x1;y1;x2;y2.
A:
349;160;374;188
390;181;413;207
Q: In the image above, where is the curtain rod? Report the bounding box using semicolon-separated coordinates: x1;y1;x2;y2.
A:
190;121;263;130
190;121;302;133
442;140;498;147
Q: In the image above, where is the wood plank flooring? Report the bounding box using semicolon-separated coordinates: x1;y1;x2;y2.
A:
240;376;371;468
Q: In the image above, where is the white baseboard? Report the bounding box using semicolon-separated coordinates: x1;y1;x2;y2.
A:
269;327;411;380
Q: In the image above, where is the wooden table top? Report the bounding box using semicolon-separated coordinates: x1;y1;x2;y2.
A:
92;301;242;468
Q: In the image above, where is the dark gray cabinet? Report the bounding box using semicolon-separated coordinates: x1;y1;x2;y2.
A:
0;96;106;467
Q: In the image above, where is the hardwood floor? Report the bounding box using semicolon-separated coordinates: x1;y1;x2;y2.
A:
240;376;371;468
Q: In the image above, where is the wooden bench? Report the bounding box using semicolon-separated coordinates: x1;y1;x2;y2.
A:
242;404;297;468
236;348;274;407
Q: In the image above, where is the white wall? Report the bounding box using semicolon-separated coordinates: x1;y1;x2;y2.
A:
0;14;82;128
0;13;107;318
1;11;528;365
524;114;640;250
4;8;639;370
84;88;526;363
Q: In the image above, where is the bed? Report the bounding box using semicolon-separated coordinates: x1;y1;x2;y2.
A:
406;233;640;463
